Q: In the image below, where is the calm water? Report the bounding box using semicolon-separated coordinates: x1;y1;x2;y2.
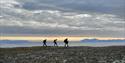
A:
0;40;125;48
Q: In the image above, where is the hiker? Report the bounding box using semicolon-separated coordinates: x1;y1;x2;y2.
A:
64;38;69;47
43;39;47;46
53;39;58;46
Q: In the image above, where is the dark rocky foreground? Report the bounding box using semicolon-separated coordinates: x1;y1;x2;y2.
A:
0;46;125;63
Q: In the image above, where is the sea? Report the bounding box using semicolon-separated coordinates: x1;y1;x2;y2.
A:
0;40;125;48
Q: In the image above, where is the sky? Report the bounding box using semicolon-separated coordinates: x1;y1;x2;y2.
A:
0;0;125;38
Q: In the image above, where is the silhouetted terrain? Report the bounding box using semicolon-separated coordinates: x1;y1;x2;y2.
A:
0;46;125;63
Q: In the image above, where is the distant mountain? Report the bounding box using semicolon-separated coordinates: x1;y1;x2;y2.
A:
80;39;125;42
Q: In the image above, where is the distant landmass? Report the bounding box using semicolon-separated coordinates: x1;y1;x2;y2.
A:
0;40;43;48
0;40;32;44
0;40;63;48
80;39;125;42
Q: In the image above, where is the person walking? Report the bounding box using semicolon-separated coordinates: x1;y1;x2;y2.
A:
53;39;58;46
64;38;69;47
43;39;47;47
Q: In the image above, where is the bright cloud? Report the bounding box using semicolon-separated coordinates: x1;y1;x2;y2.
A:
0;0;21;8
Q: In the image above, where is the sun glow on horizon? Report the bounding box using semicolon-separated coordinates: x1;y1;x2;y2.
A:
0;36;125;42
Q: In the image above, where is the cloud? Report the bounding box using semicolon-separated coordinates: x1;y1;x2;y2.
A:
0;0;21;8
18;0;125;16
0;9;124;31
0;0;125;37
0;16;3;18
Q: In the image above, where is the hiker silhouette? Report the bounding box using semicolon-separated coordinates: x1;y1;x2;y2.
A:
53;39;58;46
43;39;47;46
64;38;69;47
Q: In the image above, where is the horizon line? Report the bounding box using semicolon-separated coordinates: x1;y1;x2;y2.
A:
0;36;125;41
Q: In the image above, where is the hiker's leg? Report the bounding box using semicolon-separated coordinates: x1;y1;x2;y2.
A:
46;45;47;46
66;44;68;47
65;44;66;47
66;44;67;47
56;43;58;46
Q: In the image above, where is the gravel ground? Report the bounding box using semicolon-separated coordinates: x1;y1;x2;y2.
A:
0;46;125;63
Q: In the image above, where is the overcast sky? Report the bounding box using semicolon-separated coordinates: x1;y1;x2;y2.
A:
0;0;125;37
